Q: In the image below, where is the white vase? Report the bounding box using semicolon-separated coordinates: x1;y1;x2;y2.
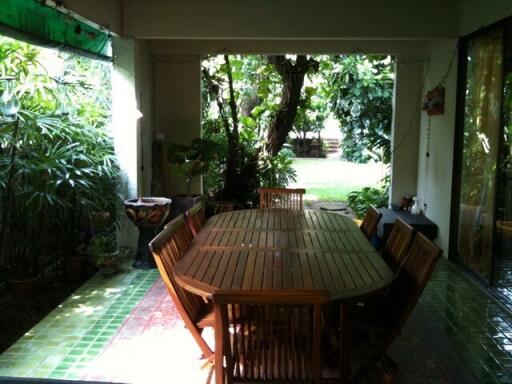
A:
411;198;421;214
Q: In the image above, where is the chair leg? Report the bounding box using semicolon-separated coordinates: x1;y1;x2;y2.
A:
340;304;351;384
350;342;391;384
381;353;399;373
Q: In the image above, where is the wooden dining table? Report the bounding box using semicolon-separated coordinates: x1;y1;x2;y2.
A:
174;208;394;383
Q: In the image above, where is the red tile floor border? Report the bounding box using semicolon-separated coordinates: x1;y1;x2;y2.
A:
81;278;213;384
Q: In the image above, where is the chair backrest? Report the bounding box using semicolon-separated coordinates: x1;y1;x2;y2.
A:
379;232;442;331
258;187;306;210
360;205;382;240
351;233;442;384
213;290;328;384
381;218;414;271
184;201;206;237
148;216;207;346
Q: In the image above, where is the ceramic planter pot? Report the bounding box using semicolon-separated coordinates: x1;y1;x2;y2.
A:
10;274;42;299
96;250;120;274
124;197;172;269
63;255;86;281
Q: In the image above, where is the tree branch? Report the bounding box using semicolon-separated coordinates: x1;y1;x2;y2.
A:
224;55;239;140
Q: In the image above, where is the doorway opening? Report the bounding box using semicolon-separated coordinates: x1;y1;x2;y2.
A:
200;54;394;217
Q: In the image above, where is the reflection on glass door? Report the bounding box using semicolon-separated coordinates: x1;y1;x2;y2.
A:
456;29;503;282
494;27;512;296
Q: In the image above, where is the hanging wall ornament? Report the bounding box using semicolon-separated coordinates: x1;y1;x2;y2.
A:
422;86;445;116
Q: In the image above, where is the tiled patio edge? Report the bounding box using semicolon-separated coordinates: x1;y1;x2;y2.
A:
420;259;512;384
0;266;159;380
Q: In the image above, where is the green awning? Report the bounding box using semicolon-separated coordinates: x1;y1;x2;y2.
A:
0;0;111;60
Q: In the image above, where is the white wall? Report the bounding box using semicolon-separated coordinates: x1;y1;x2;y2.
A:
63;0;123;35
415;1;511;256
153;55;202;196
416;40;458;255
65;0;512;257
112;37;140;249
458;0;512;36
149;40;426;201
124;0;458;39
135;40;153;196
390;54;425;202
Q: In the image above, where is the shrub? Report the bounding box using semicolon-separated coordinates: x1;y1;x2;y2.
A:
347;186;389;219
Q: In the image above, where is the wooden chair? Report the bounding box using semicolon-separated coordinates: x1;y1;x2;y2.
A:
148;215;214;358
213;290;329;384
349;232;442;382
359;205;382;240
184;201;206;237
258;187;306;210
381;218;414;272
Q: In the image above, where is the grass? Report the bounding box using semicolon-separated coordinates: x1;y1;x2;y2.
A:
304;186;362;202
289;157;385;203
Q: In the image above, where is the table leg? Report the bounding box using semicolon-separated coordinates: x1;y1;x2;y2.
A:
340;303;351;384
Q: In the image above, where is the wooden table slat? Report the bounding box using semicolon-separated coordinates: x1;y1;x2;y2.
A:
324;252;347;292
273;251;283;290
282;251;293;289
307;252;325;290
174;209;393;302
262;251;274;290
252;251;265;290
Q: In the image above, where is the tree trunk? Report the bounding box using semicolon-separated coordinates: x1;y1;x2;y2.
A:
265;55;318;156
201;56;242;201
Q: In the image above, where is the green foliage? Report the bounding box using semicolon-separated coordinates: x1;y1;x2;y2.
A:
89;234;117;257
166;138;220;195
0;36;116;279
201;54;394;205
324;55;394;164
347;183;389;219
202;55;310;201
259;149;297;188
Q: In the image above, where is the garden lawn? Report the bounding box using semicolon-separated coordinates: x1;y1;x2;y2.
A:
288;157;386;203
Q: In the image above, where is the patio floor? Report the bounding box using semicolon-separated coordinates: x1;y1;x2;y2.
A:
0;259;511;383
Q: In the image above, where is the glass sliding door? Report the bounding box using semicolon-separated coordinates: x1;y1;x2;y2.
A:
494;25;512;296
456;28;503;282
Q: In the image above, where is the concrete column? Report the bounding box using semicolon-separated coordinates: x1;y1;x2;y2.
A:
416;39;458;254
112;36;140;249
389;54;425;204
153;55;202;196
135;40;153;196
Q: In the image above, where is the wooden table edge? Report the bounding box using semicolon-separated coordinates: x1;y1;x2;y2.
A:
174;208;394;303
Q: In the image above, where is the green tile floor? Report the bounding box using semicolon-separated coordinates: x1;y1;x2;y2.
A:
1;257;512;382
0;265;159;380
421;259;512;384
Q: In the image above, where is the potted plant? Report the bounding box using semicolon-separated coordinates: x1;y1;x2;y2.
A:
166;138;219;218
4;200;43;299
87;163;123;234
62;232;89;281
89;234;121;274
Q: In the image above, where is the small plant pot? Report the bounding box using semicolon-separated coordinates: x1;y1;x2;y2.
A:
96;251;121;275
206;200;235;218
170;194;205;220
10;274;42;299
64;256;86;281
89;211;115;233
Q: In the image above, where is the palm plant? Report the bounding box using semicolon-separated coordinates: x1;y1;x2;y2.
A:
0;36;117;282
